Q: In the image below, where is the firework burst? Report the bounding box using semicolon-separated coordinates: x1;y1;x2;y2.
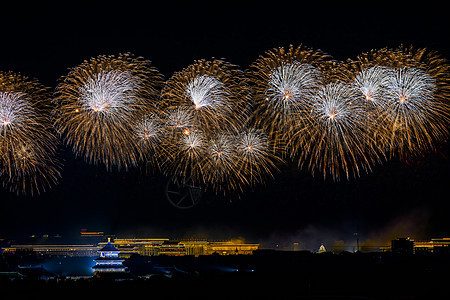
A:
161;59;250;134
53;53;163;170
160;59;253;190
134;112;166;169
336;64;394;162
0;72;60;195
382;67;440;157
293;82;373;180
343;46;450;159
247;44;331;152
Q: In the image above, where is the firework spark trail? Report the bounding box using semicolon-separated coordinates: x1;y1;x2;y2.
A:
163;129;208;183
53;53;163;170
0;72;61;195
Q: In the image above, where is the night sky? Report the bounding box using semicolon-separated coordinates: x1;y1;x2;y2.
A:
0;2;449;249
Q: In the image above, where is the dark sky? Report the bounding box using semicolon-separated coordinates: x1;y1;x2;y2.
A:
0;1;449;248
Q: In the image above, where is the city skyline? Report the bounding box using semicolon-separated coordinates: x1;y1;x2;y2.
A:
0;2;449;248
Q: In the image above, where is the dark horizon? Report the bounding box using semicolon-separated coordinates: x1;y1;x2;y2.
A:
1;2;449;247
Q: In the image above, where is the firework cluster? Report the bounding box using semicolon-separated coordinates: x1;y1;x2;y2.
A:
249;45;449;180
1;45;449;195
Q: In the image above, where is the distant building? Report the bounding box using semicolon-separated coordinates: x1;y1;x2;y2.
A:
1;237;260;258
2;244;99;257
80;229;104;238
414;238;450;254
317;243;327;253
101;238;260;258
92;240;126;274
391;238;414;255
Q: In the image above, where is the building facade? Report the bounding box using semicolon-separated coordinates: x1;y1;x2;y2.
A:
2;244;99;257
2;238;260;258
414;238;450;254
92;241;126;273
100;238;260;258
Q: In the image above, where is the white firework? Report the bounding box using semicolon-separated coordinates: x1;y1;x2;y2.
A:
352;66;391;106
79;70;139;114
0;91;35;134
266;62;322;114
186;75;229;110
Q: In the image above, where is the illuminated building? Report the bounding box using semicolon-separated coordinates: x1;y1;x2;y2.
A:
92;239;126;273
100;238;260;258
317;243;327;253
80;229;104;238
2;237;259;258
391;237;414;255
204;240;260;255
102;238;169;258
414;238;450;254
2;244;99;257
